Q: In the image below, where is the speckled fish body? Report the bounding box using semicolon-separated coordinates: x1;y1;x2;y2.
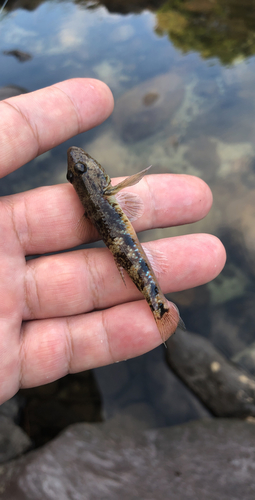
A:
67;146;181;342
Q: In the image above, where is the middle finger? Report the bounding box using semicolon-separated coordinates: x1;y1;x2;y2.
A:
23;233;223;320
7;173;212;255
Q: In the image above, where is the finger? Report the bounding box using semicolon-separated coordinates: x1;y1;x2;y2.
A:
19;298;183;390
0;78;114;177
23;234;226;320
7;174;212;255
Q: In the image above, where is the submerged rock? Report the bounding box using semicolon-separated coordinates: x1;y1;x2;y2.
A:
0;415;31;464
167;329;255;418
3;50;32;62
113;72;184;142
1;417;255;499
0;85;27;100
94;345;209;428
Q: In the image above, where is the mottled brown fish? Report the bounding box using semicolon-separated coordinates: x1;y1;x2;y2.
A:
67;146;183;343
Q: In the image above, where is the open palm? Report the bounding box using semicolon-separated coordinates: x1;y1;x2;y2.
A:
0;78;226;404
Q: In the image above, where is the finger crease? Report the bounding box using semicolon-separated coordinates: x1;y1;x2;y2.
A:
18;323;26;389
22;195;33;249
101;309;115;364
8;200;23;249
65;318;74;373
3;100;40;157
23;270;35;320
52;85;82;134
84;251;103;311
24;263;40;320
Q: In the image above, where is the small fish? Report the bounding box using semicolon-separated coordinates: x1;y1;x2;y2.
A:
67;146;183;343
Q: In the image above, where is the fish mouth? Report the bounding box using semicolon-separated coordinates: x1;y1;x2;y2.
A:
67;146;91;167
67;145;81;162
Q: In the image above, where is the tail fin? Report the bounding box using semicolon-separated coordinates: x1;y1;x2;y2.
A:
154;300;184;344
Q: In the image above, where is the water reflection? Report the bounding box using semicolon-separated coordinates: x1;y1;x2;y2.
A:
155;0;255;65
1;0;255;431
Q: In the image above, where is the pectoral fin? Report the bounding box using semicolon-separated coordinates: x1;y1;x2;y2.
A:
116;192;144;221
75;213;94;242
104;166;151;196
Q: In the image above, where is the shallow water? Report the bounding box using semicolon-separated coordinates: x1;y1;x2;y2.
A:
1;0;255;429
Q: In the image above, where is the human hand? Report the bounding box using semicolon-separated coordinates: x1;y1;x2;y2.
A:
0;79;226;404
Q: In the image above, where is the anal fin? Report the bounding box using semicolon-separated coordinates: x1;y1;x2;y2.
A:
142;244;168;275
75;213;94;242
116;261;126;287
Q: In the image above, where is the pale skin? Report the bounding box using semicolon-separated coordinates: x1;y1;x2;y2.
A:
0;78;226;405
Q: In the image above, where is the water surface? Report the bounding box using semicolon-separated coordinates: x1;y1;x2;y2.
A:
1;0;255;428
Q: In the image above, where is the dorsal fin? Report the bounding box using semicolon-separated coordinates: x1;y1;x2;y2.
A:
104;166;151;196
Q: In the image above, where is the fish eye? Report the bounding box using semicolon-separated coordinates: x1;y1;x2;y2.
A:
74;162;87;174
66;171;73;183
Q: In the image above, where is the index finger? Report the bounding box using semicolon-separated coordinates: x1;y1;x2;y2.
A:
0;78;114;177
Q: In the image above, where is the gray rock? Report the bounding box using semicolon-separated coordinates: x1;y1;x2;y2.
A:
0;415;32;464
113;72;184;142
1;417;255;499
94;345;210;428
0;85;27;101
167;329;255;417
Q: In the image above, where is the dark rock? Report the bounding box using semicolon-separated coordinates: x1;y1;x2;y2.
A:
0;415;32;464
0;85;27;100
98;0;165;15
0;396;21;422
19;371;101;447
94;346;210;428
166;329;255;417
113;72;184;142
1;417;255;499
3;0;42;13
3;50;32;62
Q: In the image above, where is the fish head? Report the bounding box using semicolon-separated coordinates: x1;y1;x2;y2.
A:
67;146;109;198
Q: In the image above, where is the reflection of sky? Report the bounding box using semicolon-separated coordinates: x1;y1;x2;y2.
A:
0;4;178;91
